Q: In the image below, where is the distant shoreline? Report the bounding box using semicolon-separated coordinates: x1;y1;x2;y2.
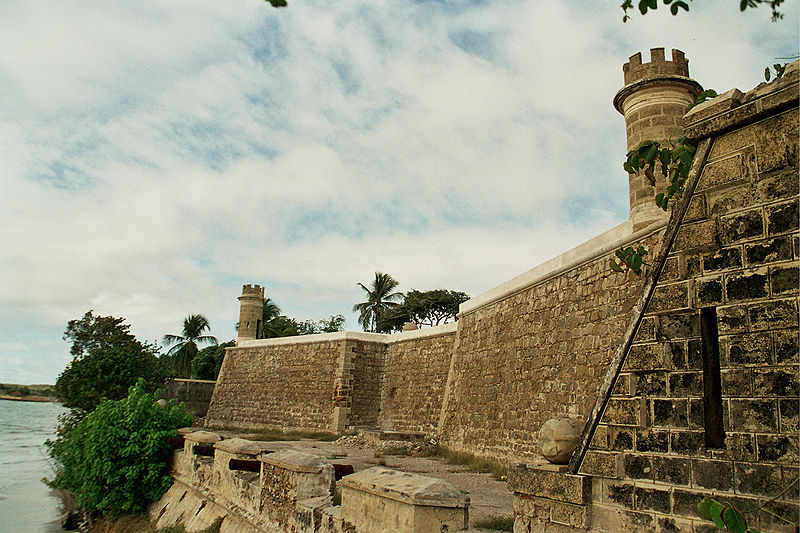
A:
0;394;57;403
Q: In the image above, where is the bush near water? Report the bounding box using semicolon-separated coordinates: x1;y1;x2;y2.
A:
47;379;193;515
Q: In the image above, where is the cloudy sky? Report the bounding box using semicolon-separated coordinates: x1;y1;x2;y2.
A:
1;1;797;384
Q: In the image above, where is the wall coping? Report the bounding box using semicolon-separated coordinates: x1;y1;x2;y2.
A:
184;430;222;444
214;437;269;456
169;378;217;384
259;449;331;474
459;218;667;315
340;467;469;508
234;322;457;348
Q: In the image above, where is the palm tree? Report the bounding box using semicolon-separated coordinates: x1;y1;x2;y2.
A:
259;298;283;338
352;272;403;332
163;314;218;378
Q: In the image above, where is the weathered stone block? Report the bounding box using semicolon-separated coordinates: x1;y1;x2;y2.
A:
718;305;749;334
697;153;746;192
507;464;590;505
602;398;644;427
722;368;752;396
771;265;799;295
754;369;800;397
746;237;793;265
727;332;772;365
624;343;666;371
590;505;654;533
692;459;734;490
735;462;782;496
720;209;764;244
726;269;769;301
634;372;667;396
623;455;652;481
634;317;657;342
652;399;688;428
603;481;634;508
648;282;691;313
725;432;756;461
634;486;670;514
610;428;635;451
589;425;609;450
669;372;702;397
730;398;778;432
670;431;705;457
652;456;692;485
672;489;703;519
757;434;799;463
579;451;618;478
696;277;723;305
775;330;799;364
767;200;799;236
749;298;799;331
702;246;743;272
674;220;719;252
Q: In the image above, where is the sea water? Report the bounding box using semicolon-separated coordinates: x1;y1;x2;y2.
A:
0;400;67;532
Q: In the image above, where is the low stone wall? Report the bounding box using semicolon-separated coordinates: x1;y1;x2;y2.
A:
151;431;469;532
162;379;216;417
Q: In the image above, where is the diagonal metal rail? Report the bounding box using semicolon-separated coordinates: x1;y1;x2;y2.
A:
568;137;714;474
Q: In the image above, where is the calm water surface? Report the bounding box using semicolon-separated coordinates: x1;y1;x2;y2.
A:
0;400;67;532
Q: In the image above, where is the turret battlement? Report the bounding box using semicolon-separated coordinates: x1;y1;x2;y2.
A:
622;48;690;85
241;284;264;298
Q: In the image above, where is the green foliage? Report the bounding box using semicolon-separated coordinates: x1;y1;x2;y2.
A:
353;272;403;332
621;0;786;22
265;0;287;6
47;379;193;515
55;313;168;412
624;137;697;212
163;315;218;378
377;289;469;332
64;310;138;359
764;62;788;81
319;314;346;332
698;497;758;533
190;340;234;380
611;245;648;274
687;89;719;112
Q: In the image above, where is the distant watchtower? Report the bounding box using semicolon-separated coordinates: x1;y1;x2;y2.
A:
238;284;265;342
614;48;703;231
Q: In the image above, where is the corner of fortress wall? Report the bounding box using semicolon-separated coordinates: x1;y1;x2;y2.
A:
202;57;799;532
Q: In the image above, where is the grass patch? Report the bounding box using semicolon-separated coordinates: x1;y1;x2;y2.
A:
474;515;514;531
415;445;508;480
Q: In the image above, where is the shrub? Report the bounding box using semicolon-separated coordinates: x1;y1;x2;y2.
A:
47;379;193;515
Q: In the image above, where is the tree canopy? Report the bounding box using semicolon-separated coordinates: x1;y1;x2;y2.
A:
377;289;469;333
191;340;235;380
621;0;786;22
163;314;218;378
55;312;168;412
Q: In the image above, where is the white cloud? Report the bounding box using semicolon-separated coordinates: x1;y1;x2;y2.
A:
0;0;796;383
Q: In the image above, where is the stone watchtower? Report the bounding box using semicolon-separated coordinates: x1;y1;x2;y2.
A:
237;284;265;342
614;48;703;231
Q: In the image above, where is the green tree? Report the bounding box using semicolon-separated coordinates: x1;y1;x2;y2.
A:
377;289;469;332
191;340;235;380
47;379;193;515
353;272;403;333
163;315;218;378
55;313;168;413
63;310;137;359
621;0;786;22
258;298;283;338
319;314;346;332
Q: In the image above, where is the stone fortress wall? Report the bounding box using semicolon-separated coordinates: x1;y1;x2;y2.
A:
202;48;799;531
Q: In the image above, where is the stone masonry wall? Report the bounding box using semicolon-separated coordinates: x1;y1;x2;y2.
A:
378;327;457;435
438;229;664;463
581;72;799;532
205;339;345;432
348;340;387;429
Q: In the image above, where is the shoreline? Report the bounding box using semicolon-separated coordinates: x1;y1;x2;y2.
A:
0;394;58;403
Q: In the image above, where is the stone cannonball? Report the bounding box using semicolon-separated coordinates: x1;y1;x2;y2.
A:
539;417;583;464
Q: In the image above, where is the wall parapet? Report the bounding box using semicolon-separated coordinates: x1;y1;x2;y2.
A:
459;218;665;315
